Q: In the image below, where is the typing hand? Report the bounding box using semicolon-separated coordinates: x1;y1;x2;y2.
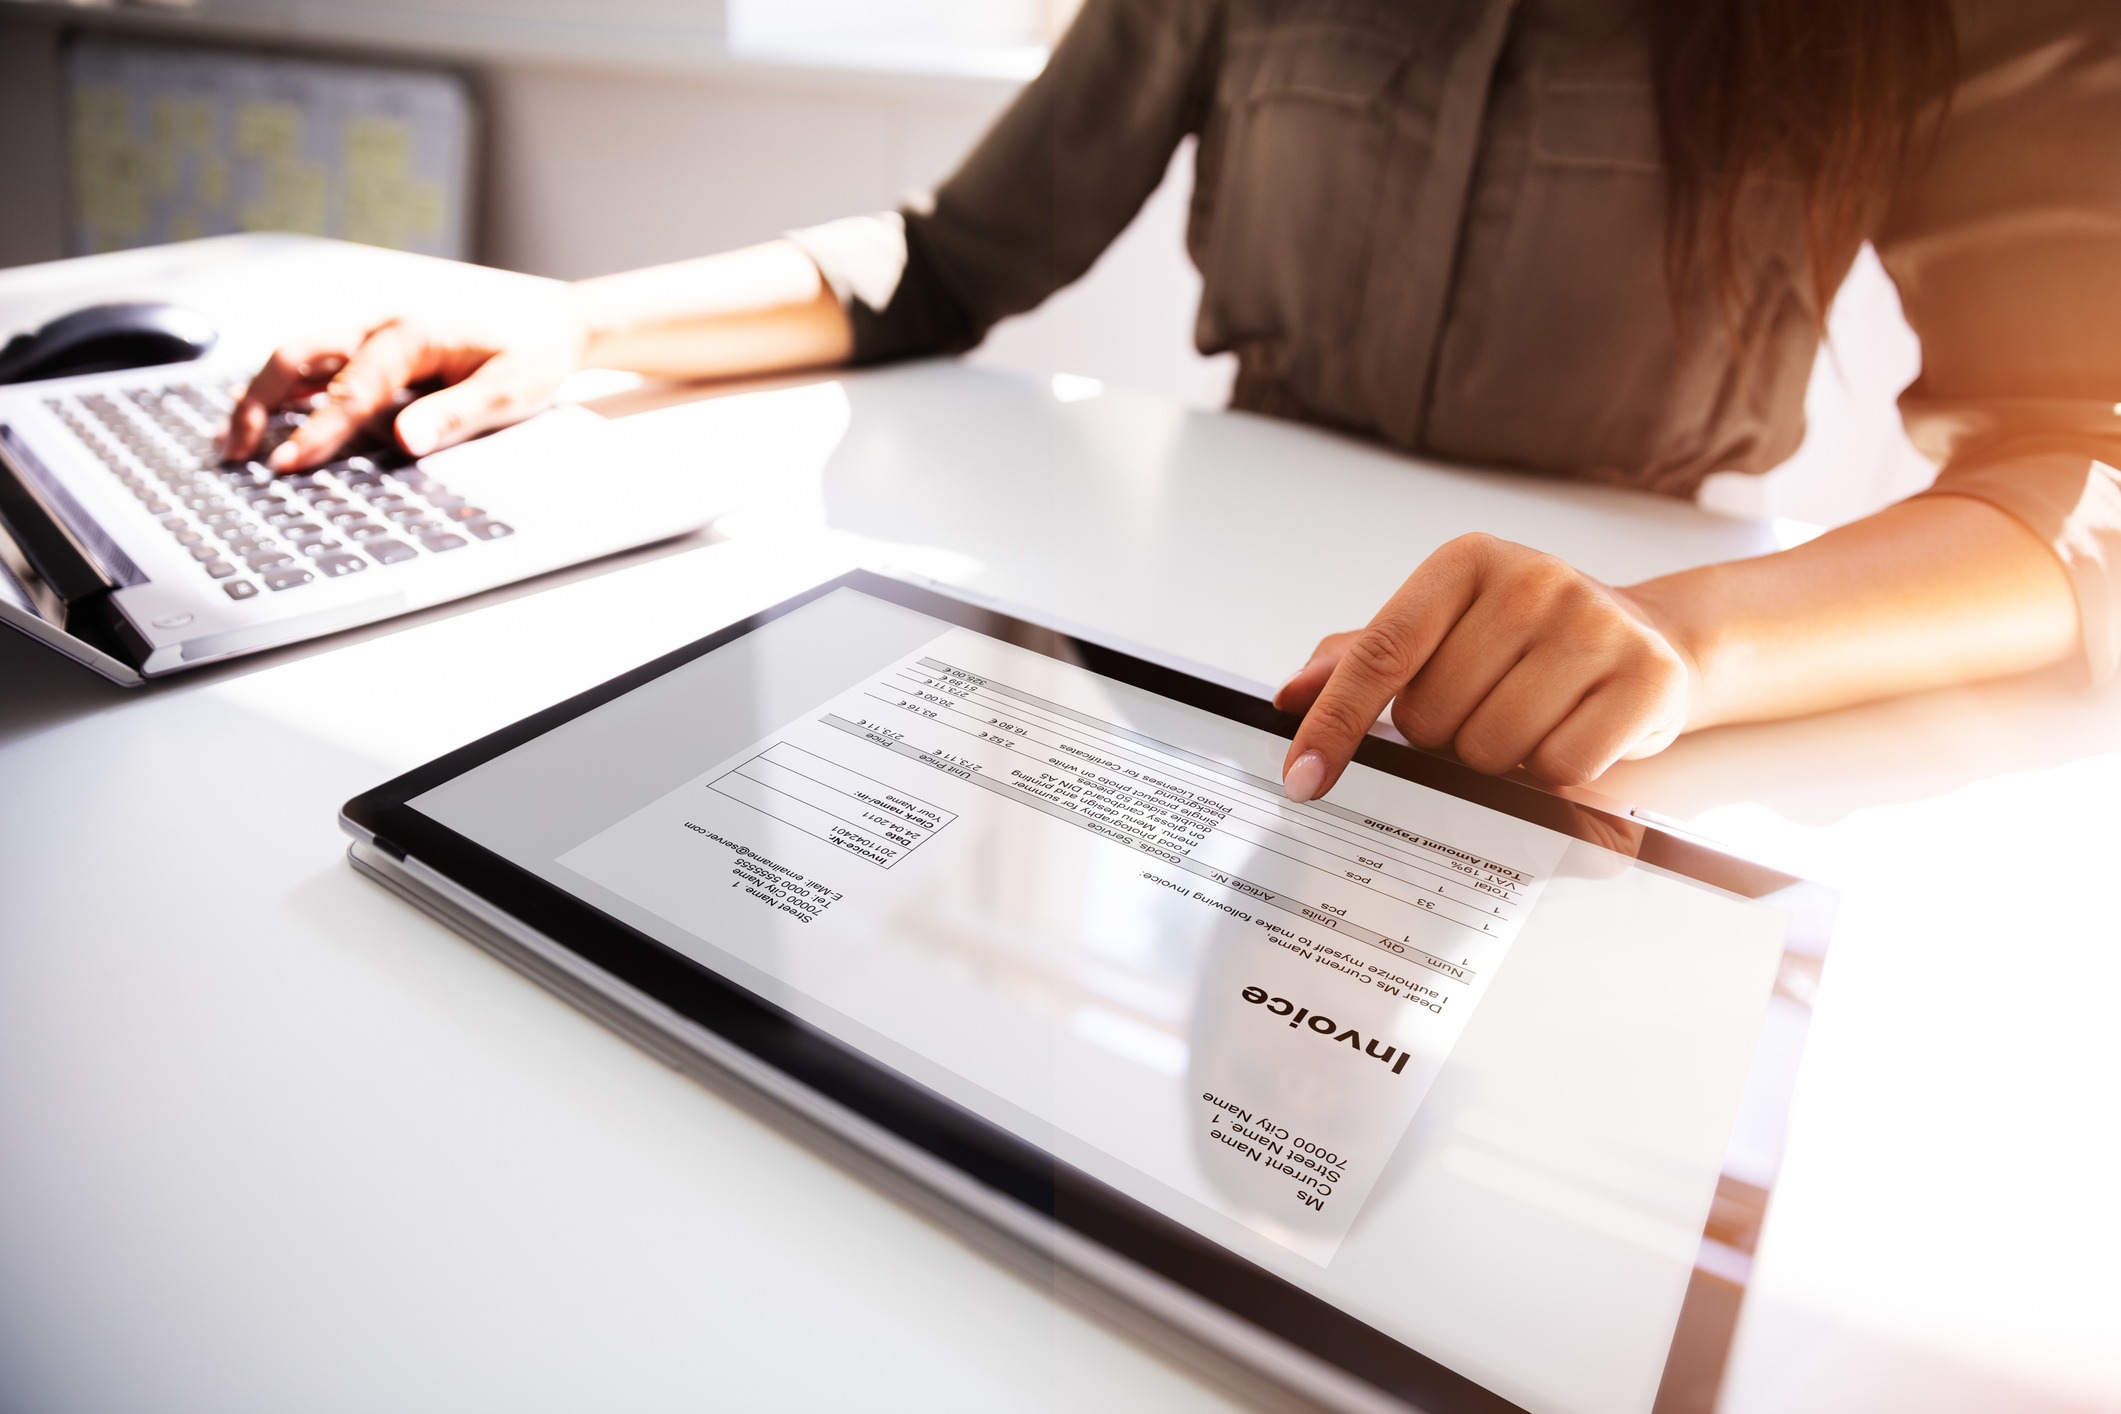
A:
219;300;586;471
1272;533;1699;797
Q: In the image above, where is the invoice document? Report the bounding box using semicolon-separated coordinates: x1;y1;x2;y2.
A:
561;624;1569;1263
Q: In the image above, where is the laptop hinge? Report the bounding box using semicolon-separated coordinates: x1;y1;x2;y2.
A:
0;425;152;669
0;421;146;601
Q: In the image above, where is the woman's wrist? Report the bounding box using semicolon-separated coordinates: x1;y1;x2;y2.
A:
561;280;610;370
1617;568;1728;733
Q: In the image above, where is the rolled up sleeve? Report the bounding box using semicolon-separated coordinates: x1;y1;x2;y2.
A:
1879;0;2121;679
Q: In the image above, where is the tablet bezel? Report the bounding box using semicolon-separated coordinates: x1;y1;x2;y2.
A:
341;568;1832;1414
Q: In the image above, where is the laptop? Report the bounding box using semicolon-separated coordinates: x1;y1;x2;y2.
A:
0;357;719;685
340;569;1833;1414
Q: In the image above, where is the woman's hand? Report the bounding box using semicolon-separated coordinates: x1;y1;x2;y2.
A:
1273;533;1699;797
219;296;588;471
218;241;856;473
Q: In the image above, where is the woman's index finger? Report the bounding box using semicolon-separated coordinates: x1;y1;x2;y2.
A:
221;344;343;459
1281;542;1488;799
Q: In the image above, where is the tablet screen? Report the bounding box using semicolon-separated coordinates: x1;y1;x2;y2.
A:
404;584;1801;1414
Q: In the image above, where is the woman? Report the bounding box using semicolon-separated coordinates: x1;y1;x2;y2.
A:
222;0;2120;801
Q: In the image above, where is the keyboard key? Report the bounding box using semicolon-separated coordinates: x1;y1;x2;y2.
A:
244;550;294;572
367;494;411;512
419;532;467;553
263;567;314;591
223;535;265;555
444;504;486;522
385;506;428;523
327;509;369;526
344;521;389;541
298;538;342;557
143;499;169;514
223;579;258;600
201;508;245;527
204;559;235;579
158;515;186;532
464;518;514;541
313;552;367;578
174;529;203;546
188;544;220;561
363;538;417;565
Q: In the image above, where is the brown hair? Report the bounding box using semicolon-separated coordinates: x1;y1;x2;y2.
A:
1650;0;1959;327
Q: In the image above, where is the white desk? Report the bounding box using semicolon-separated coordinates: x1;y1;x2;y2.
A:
2;237;2116;1414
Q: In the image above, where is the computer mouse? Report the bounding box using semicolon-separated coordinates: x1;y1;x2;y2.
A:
0;302;217;385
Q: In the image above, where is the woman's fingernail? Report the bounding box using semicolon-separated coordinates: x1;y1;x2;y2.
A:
1283;750;1327;803
266;442;298;469
395;413;434;456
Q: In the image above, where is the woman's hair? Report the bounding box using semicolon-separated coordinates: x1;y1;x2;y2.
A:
1650;0;1959;326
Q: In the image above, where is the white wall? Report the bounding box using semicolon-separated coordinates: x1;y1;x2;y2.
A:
480;62;990;274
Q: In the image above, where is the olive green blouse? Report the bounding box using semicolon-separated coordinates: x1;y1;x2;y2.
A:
792;0;2121;678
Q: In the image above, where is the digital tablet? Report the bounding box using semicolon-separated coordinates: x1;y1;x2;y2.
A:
340;569;1831;1414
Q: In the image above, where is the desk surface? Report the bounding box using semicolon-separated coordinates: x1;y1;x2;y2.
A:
2;237;2116;1414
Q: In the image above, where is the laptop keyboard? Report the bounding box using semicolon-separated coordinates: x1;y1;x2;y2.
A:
42;376;513;602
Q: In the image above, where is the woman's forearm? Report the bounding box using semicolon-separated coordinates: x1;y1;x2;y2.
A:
1629;493;2081;731
568;239;854;381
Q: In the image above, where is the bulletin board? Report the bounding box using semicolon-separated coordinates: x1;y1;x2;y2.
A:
64;38;475;260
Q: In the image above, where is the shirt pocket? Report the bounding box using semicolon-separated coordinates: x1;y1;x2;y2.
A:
1203;25;1417;353
1529;76;1663;173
